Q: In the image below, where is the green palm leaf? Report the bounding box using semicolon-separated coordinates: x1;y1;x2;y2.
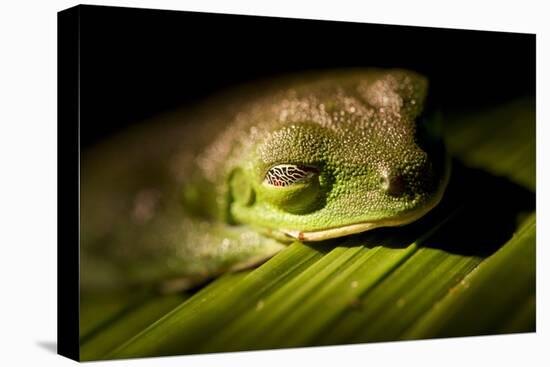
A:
80;97;535;361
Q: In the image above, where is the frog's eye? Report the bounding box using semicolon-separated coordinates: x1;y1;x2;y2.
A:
263;164;317;187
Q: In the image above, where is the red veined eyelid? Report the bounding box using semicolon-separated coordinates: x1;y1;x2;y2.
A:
263;164;317;187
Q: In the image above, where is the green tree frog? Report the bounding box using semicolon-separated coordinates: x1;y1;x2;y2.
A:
81;69;450;292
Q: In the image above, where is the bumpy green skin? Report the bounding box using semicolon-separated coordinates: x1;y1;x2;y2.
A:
81;69;448;292
185;69;448;239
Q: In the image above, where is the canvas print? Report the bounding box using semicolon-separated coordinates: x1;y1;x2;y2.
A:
58;5;535;362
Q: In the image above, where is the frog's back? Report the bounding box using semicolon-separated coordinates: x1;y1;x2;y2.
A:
80;69;430;291
181;69;429;218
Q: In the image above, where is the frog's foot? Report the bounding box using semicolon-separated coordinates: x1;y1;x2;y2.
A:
145;221;287;294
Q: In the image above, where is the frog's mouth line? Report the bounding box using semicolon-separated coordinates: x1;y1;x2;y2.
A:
281;162;451;242
281;201;434;241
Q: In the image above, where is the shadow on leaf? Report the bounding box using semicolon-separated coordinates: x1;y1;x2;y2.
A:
344;159;535;257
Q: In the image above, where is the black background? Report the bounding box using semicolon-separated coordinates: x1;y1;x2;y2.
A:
80;5;535;149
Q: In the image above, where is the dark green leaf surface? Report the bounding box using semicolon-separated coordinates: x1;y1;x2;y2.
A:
80;97;535;361
402;214;535;339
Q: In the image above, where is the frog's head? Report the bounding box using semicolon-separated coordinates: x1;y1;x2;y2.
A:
192;70;449;241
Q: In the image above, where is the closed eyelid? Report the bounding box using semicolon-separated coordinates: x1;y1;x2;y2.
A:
263;164;318;187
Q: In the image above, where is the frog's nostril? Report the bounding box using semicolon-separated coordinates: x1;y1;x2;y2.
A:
380;173;407;197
